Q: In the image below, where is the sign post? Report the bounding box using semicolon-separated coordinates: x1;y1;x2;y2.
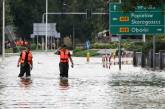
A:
119;35;121;70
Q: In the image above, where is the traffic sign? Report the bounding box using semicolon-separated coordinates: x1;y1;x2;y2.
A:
109;3;164;35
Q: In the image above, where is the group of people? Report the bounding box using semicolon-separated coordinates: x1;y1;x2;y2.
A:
17;44;74;79
15;40;29;46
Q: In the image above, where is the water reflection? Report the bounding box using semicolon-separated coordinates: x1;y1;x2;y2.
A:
19;77;32;89
59;78;69;90
1;54;165;109
108;80;165;87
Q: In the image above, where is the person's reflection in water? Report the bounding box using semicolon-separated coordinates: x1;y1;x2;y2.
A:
19;77;32;89
59;77;69;90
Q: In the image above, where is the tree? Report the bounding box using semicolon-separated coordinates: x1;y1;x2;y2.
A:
0;0;13;35
0;0;13;53
8;0;106;42
44;0;106;42
9;0;45;40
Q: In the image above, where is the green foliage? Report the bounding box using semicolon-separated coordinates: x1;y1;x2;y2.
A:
9;0;45;38
13;46;26;53
140;35;165;53
156;41;165;52
8;0;105;42
73;48;82;53
73;48;99;57
30;43;37;50
0;0;14;36
1;0;165;45
5;48;13;53
92;42;118;49
121;0;164;12
92;41;143;52
13;46;19;53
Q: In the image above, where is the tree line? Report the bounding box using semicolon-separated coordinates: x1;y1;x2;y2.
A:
0;0;164;42
0;0;106;42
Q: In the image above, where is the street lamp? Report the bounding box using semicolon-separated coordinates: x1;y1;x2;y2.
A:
2;0;5;61
45;0;48;51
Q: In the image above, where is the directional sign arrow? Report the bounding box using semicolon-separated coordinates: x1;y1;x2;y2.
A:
112;18;118;21
157;28;162;31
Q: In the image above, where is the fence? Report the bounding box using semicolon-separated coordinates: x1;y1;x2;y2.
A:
133;50;165;70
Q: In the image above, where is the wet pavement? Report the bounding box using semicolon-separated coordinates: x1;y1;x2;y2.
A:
0;52;165;109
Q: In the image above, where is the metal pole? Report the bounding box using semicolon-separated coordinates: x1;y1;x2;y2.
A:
119;35;121;70
42;13;45;23
51;36;52;50
42;12;111;16
53;38;55;50
72;24;75;49
118;0;121;70
2;0;5;61
37;35;38;50
153;35;156;70
45;0;48;51
57;38;59;48
143;34;146;43
42;37;44;50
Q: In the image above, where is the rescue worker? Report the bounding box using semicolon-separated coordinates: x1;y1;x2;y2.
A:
58;44;74;78
17;47;33;78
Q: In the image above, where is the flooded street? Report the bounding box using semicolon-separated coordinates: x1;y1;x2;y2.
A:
0;52;165;109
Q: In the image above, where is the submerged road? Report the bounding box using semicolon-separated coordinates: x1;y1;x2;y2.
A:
0;52;165;109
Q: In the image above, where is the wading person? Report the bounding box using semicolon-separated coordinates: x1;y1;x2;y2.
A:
58;45;74;78
17;47;33;78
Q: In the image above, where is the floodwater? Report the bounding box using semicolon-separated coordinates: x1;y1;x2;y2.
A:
0;52;165;109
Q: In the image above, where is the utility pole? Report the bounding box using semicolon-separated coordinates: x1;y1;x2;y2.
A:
2;0;5;61
143;34;146;43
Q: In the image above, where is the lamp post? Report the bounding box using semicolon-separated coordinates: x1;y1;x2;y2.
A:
118;0;121;70
2;0;5;61
45;0;48;51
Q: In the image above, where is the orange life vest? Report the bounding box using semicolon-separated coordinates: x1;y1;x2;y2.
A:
19;51;32;64
60;49;70;63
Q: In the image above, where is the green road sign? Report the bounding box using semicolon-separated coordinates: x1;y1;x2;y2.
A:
109;3;164;35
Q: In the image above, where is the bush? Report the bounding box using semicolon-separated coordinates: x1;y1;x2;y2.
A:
92;43;117;49
6;48;13;53
73;49;99;57
13;46;19;53
13;46;27;53
73;48;82;53
30;43;37;50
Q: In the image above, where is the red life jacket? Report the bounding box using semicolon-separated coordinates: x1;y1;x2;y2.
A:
60;49;70;63
19;51;32;64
